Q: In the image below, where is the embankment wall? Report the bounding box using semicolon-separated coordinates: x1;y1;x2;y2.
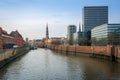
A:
0;47;29;68
48;45;120;63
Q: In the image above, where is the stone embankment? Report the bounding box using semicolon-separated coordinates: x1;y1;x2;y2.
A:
48;45;120;63
0;47;29;68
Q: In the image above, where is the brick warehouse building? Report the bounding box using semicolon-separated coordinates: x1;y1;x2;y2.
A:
0;27;25;49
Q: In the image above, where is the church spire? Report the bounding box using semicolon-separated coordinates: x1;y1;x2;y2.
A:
46;23;49;39
79;23;81;32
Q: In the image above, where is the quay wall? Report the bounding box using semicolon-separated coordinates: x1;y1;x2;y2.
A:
115;47;120;62
0;47;29;68
48;45;120;63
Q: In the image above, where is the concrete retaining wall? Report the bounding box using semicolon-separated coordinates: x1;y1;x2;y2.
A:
0;47;29;68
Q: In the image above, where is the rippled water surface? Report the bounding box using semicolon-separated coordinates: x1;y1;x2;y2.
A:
0;48;120;80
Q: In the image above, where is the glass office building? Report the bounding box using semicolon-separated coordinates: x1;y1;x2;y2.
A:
92;24;120;46
73;32;87;45
82;6;108;32
67;25;77;45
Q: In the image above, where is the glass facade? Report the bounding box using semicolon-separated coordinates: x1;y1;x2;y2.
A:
108;24;120;45
92;24;120;46
73;32;87;46
67;25;77;45
82;6;108;32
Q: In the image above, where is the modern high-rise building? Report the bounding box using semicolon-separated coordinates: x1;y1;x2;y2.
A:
82;6;108;45
67;25;76;45
82;6;108;32
73;24;87;45
73;31;86;46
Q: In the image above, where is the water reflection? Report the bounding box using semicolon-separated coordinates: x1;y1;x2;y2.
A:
0;48;120;80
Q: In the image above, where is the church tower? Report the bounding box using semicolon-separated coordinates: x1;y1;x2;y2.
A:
79;23;81;32
46;23;49;39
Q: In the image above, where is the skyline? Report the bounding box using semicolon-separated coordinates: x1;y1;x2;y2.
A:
0;0;120;40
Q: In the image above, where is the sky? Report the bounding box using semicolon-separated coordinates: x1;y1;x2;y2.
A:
0;0;120;40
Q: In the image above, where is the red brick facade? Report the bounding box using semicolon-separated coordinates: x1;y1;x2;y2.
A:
0;27;25;49
48;45;120;62
14;35;25;46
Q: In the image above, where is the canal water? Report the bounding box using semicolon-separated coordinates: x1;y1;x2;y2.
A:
0;48;120;80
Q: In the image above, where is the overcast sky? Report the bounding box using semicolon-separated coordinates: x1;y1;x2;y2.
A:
0;0;120;40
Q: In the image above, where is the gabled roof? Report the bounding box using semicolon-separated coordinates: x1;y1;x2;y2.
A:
10;30;23;38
